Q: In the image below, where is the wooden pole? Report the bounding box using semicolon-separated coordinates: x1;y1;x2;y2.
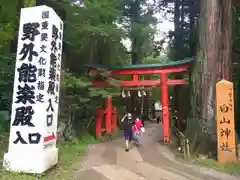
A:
105;97;112;134
96;105;103;139
161;73;170;142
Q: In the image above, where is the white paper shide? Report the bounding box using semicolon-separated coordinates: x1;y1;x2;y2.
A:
3;5;63;173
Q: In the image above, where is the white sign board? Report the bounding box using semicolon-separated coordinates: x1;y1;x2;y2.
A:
154;102;162;111
3;5;63;173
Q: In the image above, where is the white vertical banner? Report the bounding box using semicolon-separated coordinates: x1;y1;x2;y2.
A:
43;8;63;149
3;5;63;174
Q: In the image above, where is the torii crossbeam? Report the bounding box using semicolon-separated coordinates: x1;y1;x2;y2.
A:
86;57;194;142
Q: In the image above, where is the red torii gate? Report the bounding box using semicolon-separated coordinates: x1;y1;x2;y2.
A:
87;57;194;142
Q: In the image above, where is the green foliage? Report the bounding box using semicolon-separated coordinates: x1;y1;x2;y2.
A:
0;112;9;135
0;1;17;111
119;0;158;62
142;55;168;64
0;54;15;110
63;71;90;88
24;0;36;7
63;0;127;67
0;1;17;52
0;0;168;138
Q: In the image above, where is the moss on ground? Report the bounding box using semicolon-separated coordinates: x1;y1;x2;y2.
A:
193;158;240;176
175;151;240;176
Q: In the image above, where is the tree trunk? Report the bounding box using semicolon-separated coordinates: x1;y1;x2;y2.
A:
188;0;232;153
173;0;185;129
220;0;232;80
174;0;181;60
189;1;196;57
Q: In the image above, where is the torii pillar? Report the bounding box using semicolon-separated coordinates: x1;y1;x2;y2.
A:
161;73;170;142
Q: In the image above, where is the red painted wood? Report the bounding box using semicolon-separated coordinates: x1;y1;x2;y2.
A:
112;65;188;75
112;107;117;132
133;74;138;81
92;79;186;87
96;105;103;139
120;79;186;86
89;62;191;141
161;73;170;142
105;97;112;134
88;64;189;75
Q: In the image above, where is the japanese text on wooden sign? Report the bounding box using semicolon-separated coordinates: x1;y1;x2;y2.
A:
216;79;236;163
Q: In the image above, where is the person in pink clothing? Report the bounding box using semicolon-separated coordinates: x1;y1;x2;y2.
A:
132;117;143;146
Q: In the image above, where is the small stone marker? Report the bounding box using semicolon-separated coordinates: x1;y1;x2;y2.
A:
3;5;63;173
216;79;236;163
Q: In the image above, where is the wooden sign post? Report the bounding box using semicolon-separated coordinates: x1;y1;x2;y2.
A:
216;79;236;163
